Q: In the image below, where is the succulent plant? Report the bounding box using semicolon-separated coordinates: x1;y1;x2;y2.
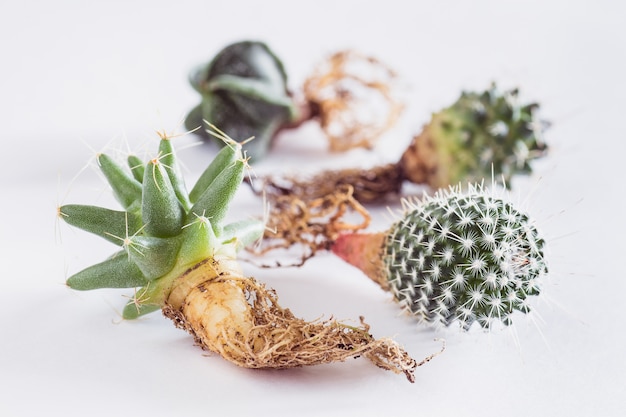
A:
59;131;262;318
58;129;423;381
253;83;548;204
185;41;299;160
332;184;548;330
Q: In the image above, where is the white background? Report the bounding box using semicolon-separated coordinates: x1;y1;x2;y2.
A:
1;1;625;416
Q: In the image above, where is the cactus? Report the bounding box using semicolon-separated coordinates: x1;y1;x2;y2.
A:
332;183;548;330
400;83;548;190
253;83;548;204
58;128;424;381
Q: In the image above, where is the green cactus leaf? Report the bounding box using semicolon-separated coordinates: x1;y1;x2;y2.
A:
127;155;145;183
189;141;240;203
122;303;161;320
142;160;185;238
221;218;264;251
121;279;168;319
98;154;142;211
189;158;245;236
66;251;148;290
158;137;191;210
59;204;142;246
121;289;162;319
126;235;182;280
178;216;218;266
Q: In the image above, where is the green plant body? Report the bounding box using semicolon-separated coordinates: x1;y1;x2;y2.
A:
400;83;549;190
332;184;548;330
185;41;299;161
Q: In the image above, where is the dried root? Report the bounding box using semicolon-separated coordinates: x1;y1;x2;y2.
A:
250;163;404;206
304;50;403;152
250;184;372;266
163;263;431;382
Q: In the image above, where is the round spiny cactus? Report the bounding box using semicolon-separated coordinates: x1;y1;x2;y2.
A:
400;83;549;190
58;128;422;381
332;184;548;330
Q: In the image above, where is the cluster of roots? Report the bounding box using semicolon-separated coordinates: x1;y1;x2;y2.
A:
252;163;405;206
163;273;433;382
249;184;372;265
304;50;403;152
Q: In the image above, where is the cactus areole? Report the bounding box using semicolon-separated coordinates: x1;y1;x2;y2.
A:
58;128;426;381
332;184;548;330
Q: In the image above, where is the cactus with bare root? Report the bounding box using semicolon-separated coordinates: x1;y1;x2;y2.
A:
58;127;432;382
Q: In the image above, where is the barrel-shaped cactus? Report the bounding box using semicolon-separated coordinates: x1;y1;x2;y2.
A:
332;184;548;330
58;129;422;381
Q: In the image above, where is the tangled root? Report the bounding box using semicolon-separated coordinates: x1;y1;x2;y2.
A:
250;184;372;265
250;163;404;207
304;50;403;152
164;271;437;382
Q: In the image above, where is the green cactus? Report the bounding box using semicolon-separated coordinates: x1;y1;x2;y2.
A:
332;184;548;330
400;83;548;190
58;129;422;381
185;40;299;160
60;130;259;319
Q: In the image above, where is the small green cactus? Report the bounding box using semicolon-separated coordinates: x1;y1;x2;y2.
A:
60;129;263;319
400;83;549;190
332;184;548;330
185;40;299;160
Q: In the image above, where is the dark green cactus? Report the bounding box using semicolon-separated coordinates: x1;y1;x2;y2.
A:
400;83;549;190
185;41;299;160
333;184;548;330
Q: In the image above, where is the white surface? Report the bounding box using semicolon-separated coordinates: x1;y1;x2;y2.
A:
1;1;625;416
